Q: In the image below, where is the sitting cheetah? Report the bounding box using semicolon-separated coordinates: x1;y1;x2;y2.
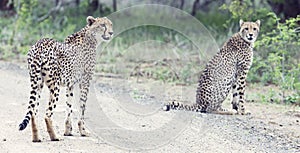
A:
163;20;260;115
19;16;113;142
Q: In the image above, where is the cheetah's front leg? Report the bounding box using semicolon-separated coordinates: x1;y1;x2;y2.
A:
78;79;91;136
64;86;74;136
232;70;250;115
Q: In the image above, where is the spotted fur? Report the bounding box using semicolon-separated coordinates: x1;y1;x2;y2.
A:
163;20;260;115
19;16;113;142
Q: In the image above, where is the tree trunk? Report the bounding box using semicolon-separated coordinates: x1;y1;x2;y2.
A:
75;0;80;7
89;0;99;13
191;0;199;16
99;2;104;15
113;0;117;12
0;0;14;11
179;0;184;10
268;0;300;20
199;0;213;12
55;0;59;6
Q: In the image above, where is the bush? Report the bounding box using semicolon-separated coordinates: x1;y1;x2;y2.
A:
222;0;300;104
253;14;300;103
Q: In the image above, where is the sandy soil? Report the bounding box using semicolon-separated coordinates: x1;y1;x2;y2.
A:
0;61;299;153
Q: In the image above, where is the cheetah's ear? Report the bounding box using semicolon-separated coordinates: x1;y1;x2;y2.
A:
87;16;96;26
239;19;244;27
255;20;261;27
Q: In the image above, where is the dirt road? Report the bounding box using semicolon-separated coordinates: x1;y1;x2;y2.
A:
0;61;299;153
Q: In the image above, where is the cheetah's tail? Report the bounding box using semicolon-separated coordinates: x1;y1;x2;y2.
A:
19;112;31;131
162;100;204;112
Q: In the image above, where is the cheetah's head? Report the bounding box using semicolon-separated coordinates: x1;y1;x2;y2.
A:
239;20;260;43
86;16;113;43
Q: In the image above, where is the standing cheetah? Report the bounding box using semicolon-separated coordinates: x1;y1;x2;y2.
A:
163;20;260;115
19;16;113;142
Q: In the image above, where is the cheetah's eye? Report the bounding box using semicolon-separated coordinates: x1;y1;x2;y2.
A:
245;28;249;31
253;28;257;31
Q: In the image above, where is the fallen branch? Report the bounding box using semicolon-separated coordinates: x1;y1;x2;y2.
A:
37;0;62;22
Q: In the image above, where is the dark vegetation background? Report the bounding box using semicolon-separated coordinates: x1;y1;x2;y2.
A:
0;0;299;105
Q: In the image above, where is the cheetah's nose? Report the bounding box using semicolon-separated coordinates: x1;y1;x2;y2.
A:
249;34;253;37
108;32;113;36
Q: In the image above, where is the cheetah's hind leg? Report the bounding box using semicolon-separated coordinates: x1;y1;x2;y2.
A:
44;79;61;141
19;62;43;142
